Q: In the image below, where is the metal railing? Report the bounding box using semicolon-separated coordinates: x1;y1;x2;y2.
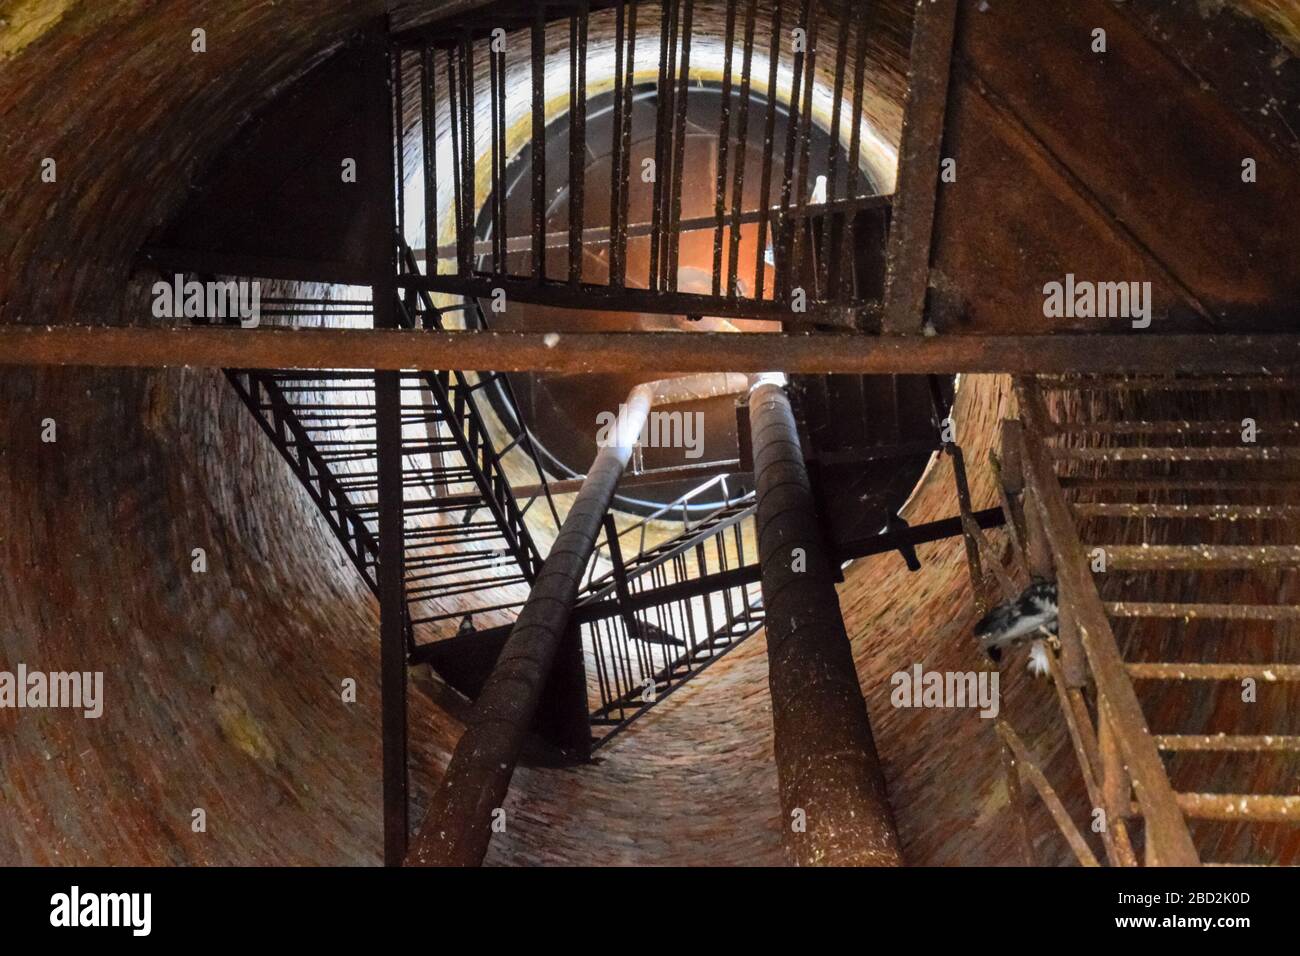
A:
391;0;889;328
573;475;762;745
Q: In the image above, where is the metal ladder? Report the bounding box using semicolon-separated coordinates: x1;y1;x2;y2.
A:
1007;373;1300;866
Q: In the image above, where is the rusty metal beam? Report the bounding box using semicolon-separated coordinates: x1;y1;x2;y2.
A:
881;0;959;334
748;381;903;866
6;327;1300;375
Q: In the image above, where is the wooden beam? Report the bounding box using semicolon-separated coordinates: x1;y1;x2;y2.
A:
4;326;1300;375
881;0;959;334
1015;378;1200;866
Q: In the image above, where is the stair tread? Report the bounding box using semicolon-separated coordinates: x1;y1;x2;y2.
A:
1078;503;1300;519
1128;662;1300;680
1107;602;1300;621
1175;793;1300;822
1156;734;1300;752
1054;446;1300;461
1099;544;1300;571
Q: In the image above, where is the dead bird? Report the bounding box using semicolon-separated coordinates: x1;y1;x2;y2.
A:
974;578;1058;675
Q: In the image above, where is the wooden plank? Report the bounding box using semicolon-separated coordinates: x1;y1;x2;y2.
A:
1015;377;1200;866
881;0;959;334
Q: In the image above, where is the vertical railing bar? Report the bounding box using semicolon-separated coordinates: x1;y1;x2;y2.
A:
531;6;548;282
610;0;627;287
616;0;639;288
496;38;509;275
842;16;869;300
498;44;508;275
711;0;737;297
446;46;466;274
420;46;437;278
788;1;818;301
775;0;811;302
394;47;407;256
489;43;502;275
649;0;676;293
726;0;758;299
568;4;590;286
822;1;852;299
755;0;784;303
459;31;476;277
666;0;694;293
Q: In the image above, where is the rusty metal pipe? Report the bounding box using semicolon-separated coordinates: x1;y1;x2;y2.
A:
407;373;748;866
748;381;903;866
4;327;1299;375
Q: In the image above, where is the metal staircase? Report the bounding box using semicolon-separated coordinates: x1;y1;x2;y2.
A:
221;286;557;644
1000;374;1300;866
579;477;763;745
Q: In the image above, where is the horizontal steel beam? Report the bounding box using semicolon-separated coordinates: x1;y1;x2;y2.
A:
397;273;851;322
4;327;1300;375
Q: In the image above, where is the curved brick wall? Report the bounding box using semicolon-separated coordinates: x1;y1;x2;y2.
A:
2;1;1294;866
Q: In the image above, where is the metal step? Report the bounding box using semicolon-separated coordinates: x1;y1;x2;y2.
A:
1107;602;1300;622
1101;545;1300;571
1053;421;1300;437
1077;503;1300;520
1054;446;1300;462
1176;793;1300;822
1128;663;1300;681
1155;735;1300;752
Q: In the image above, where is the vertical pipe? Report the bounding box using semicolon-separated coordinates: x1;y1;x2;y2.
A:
748;382;903;866
407;384;655;866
